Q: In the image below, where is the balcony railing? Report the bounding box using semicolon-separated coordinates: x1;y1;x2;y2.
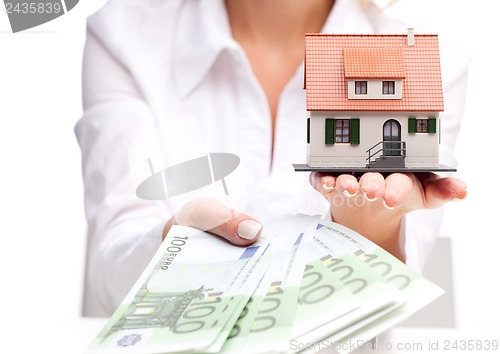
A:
366;141;406;165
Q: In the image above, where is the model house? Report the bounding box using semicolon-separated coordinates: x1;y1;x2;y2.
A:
299;29;451;171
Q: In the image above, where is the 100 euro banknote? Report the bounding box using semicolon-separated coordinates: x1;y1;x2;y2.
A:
301;221;444;353
86;226;276;353
86;214;321;354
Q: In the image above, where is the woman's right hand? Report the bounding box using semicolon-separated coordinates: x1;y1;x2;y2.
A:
162;198;263;246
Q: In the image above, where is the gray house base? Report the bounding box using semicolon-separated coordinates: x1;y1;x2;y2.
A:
366;156;405;169
293;163;456;173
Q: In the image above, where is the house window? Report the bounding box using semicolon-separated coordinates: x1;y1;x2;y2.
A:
336;119;350;143
355;81;367;95
416;119;428;133
408;117;437;134
382;81;395;95
325;118;360;145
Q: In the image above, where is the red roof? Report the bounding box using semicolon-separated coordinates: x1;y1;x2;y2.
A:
304;33;444;112
343;47;405;79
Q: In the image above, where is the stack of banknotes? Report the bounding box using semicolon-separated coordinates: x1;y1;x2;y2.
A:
86;214;443;354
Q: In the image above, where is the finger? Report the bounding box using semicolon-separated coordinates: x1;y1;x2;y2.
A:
309;172;337;195
335;174;360;197
358;172;385;201
383;173;414;208
170;198;262;246
422;176;467;209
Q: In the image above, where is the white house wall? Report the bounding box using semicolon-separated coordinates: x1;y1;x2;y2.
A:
347;79;403;100
307;111;440;168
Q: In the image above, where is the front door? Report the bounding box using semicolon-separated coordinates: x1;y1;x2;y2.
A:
383;120;401;156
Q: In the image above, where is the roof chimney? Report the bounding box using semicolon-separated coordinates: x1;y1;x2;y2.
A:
407;27;414;46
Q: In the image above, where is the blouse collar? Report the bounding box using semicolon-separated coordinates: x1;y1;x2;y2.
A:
172;0;375;98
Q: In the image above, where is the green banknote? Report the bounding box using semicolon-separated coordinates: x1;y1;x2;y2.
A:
303;221;444;354
220;215;321;354
291;253;402;351
291;246;361;340
218;276;271;353
86;226;280;354
242;234;306;353
314;221;443;301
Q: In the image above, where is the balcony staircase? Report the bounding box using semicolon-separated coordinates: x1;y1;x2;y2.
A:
366;141;406;168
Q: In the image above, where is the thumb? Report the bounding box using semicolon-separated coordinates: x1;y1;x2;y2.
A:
164;198;263;246
420;175;468;209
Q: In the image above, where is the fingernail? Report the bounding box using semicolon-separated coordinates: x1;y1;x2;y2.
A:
237;220;263;240
363;192;377;202
383;200;395;210
322;183;334;190
452;197;463;202
343;190;357;198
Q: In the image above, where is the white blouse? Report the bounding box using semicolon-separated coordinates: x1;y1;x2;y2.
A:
76;0;470;316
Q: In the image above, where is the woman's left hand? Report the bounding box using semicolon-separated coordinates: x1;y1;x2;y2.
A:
309;172;467;261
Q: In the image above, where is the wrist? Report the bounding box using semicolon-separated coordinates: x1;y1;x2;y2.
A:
331;198;406;262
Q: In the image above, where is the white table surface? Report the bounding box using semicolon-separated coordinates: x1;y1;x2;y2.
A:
333;327;500;354
17;317;494;354
42;317;499;354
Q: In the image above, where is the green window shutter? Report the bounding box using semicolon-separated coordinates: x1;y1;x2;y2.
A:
428;117;437;133
325;118;335;145
307;118;310;144
408;117;417;134
350;118;360;145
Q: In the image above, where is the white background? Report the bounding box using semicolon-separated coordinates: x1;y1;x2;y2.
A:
0;1;498;353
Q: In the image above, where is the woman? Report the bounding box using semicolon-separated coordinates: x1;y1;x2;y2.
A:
77;0;468;317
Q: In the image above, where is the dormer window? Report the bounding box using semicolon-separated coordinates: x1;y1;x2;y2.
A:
347;79;402;99
343;47;404;100
382;81;395;95
355;81;367;95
